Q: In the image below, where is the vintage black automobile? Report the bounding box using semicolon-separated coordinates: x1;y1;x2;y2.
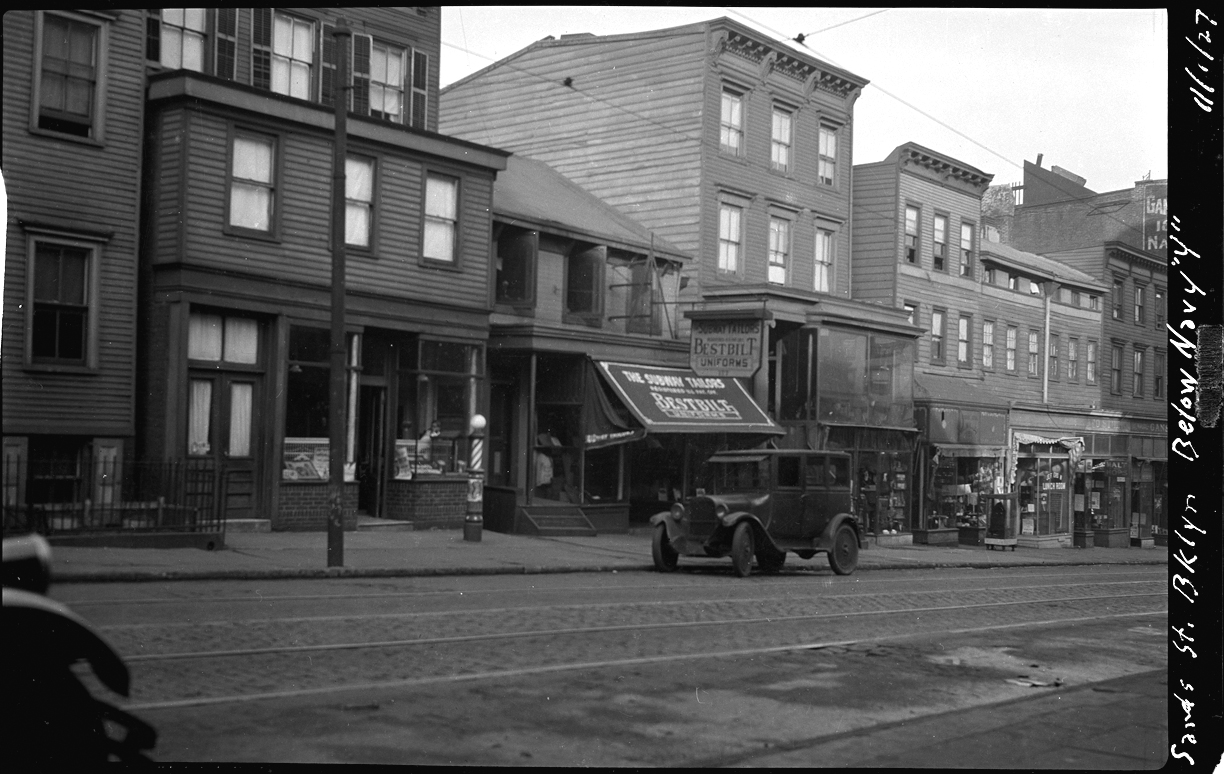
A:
650;449;864;577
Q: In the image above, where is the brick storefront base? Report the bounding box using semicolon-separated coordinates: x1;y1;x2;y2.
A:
385;478;468;530
277;482;359;531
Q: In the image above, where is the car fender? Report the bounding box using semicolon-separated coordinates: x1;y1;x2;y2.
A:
2;588;131;697
819;513;865;549
649;510;683;539
722;513;783;556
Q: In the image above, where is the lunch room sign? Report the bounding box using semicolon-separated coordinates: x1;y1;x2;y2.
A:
690;319;763;377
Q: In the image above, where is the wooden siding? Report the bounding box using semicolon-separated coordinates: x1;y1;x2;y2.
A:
145;103;494;316
441;32;708;259
3;10;145;436
849;161;898;304
440;25;863;306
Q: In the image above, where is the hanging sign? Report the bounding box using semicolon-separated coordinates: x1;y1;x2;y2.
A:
690;319;763;377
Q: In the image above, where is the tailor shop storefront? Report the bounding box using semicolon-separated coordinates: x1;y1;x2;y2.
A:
483;350;783;534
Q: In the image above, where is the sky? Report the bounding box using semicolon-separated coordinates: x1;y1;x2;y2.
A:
440;7;1168;193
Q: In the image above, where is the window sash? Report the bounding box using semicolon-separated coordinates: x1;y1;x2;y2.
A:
814;229;833;292
230;134;275;231
1087;342;1097;383
718;204;741;272
931;310;944;361
957;317;969;364
271;13;313;99
1048;336;1058;379
933;216;947;270
423;174;458;262
959;223;973;276
1154;354;1165;397
1068;339;1078;380
1134;286;1145;323
188;379;213;455
228;382;253;457
370;43;406;122
1027;332;1039;375
346;156;375;247
982;321;994;369
31;242;90;363
720;91;743;153
818;126;837;184
904;207;919;262
1132;350;1144;395
768;218;789;285
770;109;791;170
39;14;99;132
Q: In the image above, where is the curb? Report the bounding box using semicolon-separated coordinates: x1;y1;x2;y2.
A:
51;557;1166;584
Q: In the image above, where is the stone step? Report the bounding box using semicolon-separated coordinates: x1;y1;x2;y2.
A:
225;518;271;533
356;518;415;532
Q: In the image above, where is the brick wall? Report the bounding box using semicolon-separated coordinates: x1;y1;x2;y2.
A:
385;479;468;529
277;482;359;531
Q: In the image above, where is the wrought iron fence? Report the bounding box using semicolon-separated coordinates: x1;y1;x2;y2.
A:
2;457;224;537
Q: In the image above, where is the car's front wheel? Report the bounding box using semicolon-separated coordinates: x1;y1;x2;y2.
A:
827;523;859;575
731;522;754;577
651;524;678;572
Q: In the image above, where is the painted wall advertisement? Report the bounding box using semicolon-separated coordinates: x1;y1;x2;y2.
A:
690;319;762;377
1141;182;1167;257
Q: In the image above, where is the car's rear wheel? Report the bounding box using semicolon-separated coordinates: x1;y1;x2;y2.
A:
651;524;678;572
827;523;859;575
731;522;754;577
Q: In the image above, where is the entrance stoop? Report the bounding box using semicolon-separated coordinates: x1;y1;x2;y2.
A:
517;505;597;537
356;516;414;532
225;518;271;533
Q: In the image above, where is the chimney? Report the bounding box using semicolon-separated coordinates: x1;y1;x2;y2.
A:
1035;153;1043;167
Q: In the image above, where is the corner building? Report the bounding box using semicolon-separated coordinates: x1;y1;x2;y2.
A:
442;18;921;538
137;8;507;530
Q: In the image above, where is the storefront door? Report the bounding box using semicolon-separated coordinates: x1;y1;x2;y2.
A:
187;371;260;520
358;385;386;516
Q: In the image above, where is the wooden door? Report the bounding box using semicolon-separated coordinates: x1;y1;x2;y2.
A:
187;371;260;521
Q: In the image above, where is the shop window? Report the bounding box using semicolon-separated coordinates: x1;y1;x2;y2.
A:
814;228;834;293
35;12;104;140
394;340;482;477
904;206;919;263
423;173;459;263
818;124;838;186
495;225;537;306
345;155;375;249
719;88;743;156
767;217;790;285
228;130;277;235
932;214;947;271
718;203;742;273
770;107;792;172
814;329;913;426
284;326;331;440
565;243;605;324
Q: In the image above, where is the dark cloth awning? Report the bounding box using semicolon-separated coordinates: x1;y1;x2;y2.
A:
593;360;784;436
583;360;647;450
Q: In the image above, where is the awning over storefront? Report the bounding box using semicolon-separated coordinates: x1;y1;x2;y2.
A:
935;444;1006;458
593;360;785;437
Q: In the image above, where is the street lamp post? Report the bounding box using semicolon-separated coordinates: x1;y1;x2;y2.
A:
465;414;486;541
327;19;352;568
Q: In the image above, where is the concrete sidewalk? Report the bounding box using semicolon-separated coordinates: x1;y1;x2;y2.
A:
48;525;1168;583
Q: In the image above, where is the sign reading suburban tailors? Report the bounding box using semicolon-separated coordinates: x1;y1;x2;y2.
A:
690;319;763;377
594;361;783;435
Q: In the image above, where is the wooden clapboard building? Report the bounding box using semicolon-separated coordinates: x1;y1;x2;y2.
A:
3;10;148;521
136;7;507;530
442;17;923;540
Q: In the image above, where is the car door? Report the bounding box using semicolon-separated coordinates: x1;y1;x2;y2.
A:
769;454;804;539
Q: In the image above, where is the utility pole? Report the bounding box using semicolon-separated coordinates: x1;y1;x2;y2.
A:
328;18;352;567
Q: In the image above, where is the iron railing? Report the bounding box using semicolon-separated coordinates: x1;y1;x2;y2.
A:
2;458;224;536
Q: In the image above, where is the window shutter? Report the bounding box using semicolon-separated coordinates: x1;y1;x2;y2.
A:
351;33;372;116
252;8;272;90
214;8;237;81
319;22;336;106
411;50;428;130
146;10;161;62
92;438;124;508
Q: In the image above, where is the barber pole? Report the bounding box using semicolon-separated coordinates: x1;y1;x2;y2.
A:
465;414;486;542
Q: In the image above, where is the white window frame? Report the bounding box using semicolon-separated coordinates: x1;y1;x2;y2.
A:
31;11;108;142
159;8;207;72
1028;331;1040;376
369;40;408;123
959;222;974;277
767;216;790;286
818;124;837;186
933;214;948;271
720;88;744;156
904;205;919;264
718;203;742;274
770;107;792;172
930;309;945;363
227;129;278;236
1006;326;1017;372
423;172;460;264
345;155;376;249
982;320;994;370
957;315;970;366
814;227;834;293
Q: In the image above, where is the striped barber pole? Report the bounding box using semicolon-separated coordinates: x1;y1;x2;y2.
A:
469;435;484;474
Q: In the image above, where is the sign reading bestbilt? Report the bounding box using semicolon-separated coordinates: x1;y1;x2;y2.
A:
690;319;762;377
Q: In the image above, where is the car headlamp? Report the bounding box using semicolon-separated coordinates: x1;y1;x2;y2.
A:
715;503;728;519
669;503;686;521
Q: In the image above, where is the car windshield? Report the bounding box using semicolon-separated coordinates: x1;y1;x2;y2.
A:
698;457;767;494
